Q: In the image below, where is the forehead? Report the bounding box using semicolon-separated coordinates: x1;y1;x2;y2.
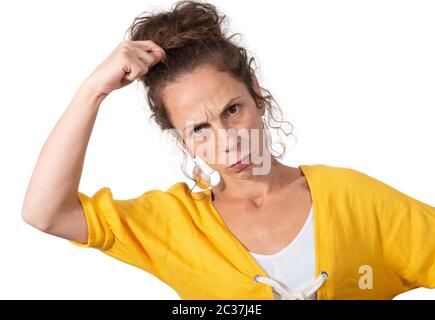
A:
162;64;247;126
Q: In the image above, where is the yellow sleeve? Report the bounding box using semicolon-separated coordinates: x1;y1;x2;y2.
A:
363;171;435;290
68;186;172;276
69;188;115;250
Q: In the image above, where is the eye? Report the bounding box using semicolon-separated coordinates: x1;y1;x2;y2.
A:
193;125;204;135
226;104;240;116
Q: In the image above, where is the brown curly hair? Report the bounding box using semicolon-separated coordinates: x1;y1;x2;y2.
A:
124;0;295;189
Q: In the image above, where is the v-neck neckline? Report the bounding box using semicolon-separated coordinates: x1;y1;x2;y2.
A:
199;164;323;299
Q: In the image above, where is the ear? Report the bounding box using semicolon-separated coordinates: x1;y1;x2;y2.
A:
252;74;265;116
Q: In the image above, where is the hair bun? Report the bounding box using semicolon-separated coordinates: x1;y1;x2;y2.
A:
127;0;228;50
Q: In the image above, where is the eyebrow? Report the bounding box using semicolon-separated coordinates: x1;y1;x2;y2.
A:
183;95;242;134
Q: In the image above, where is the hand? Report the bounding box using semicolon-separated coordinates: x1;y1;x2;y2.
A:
83;40;166;96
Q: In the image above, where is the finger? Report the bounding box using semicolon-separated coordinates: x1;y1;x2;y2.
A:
147;48;166;65
131;40;166;62
133;46;158;68
124;59;148;82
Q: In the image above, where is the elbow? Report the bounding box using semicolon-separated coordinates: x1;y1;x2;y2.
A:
21;210;53;232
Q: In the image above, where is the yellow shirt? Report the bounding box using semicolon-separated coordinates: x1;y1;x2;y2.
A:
69;164;435;299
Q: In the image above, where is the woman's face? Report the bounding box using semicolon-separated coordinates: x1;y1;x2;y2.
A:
162;63;269;177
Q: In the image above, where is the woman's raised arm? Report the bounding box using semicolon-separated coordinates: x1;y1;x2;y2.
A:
21;40;166;243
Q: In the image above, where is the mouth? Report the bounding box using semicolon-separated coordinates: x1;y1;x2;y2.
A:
228;153;251;169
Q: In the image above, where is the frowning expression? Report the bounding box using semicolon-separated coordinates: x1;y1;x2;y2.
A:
163;64;270;176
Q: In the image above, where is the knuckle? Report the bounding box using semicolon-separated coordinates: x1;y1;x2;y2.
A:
157;48;166;60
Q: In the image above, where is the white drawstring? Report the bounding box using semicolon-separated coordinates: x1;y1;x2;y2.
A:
253;271;328;300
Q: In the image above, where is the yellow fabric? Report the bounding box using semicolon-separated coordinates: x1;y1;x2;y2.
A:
68;164;435;299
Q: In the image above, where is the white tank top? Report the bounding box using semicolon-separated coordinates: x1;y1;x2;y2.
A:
249;204;317;299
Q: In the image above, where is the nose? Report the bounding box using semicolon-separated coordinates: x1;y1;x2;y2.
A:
215;124;241;154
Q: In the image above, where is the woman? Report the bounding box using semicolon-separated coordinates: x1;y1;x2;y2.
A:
21;0;435;300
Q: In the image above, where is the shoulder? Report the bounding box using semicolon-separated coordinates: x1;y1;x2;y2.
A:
137;181;196;201
108;181;198;212
148;181;207;205
308;164;431;212
300;163;374;188
300;163;366;179
166;181;203;200
299;163;403;203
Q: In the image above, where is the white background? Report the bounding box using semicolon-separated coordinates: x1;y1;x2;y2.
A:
0;0;434;299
